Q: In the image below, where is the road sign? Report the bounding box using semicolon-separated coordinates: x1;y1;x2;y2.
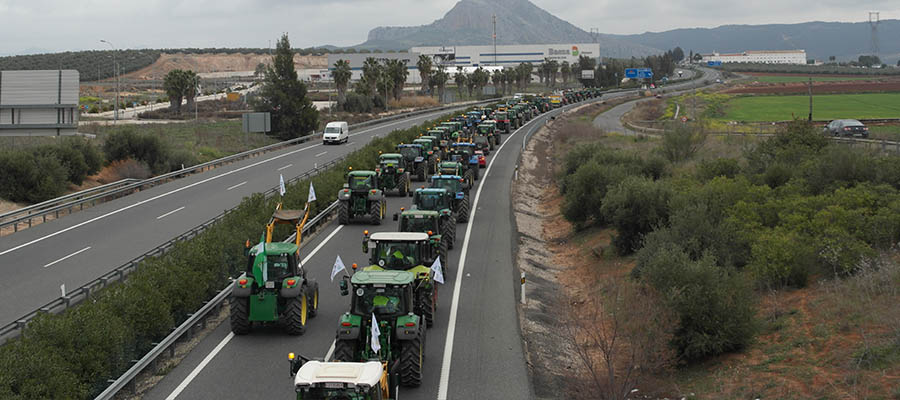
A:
625;68;638;78
581;69;594;79
707;61;723;67
626;68;653;79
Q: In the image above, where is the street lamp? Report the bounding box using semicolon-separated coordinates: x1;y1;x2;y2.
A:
100;40;119;122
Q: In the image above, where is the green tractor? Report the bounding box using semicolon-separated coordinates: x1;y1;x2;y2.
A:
338;170;387;225
493;111;512;134
412;136;442;166
439;121;465;140
448;142;480;182
230;207;320;336
289;356;399;400
334;270;426;387
394;207;453;265
361;231;443;325
396;143;431;182
477;120;500;147
412;188;457;244
430;174;471;223
376;153;411;197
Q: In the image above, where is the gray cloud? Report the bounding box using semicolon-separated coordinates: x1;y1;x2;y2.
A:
0;0;896;55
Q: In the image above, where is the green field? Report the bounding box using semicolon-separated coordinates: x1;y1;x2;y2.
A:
750;75;874;84
721;93;900;122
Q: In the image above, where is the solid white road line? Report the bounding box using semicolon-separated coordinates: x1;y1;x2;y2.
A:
162;224;344;400
164;332;235;400
277;164;293;171
437;109;562;400
324;341;337;361
1;109;451;257
315;151;328;157
43;246;91;268
156;206;186;220
347;142;355;146
226;181;247;191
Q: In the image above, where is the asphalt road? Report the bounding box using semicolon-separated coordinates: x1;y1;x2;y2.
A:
142;99;599;400
0;107;482;326
593;67;722;135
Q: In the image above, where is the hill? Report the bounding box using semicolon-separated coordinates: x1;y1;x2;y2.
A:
613;20;900;64
357;0;662;58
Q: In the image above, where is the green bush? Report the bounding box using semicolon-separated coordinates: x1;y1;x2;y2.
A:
340;92;375;113
658;122;706;163
600;176;672;254
103;129;171;173
762;162;793;188
561;162;629;229
697;157;741;182
748;228;816;287
636;242;757;361
0;151;69;203
801;147;877;194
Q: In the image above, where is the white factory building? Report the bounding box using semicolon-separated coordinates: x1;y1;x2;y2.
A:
411;43;601;68
702;50;807;65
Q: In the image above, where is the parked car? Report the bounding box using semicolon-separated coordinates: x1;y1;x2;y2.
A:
323;121;349;144
824;119;869;138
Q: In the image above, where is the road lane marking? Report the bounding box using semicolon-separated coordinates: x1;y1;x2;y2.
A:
0;109;458;257
315;151;328;157
324;341;336;361
277;164;293;171
165;332;234;400
44;246;91;268
437;106;572;400
162;224;344;399
347;142;355;146
156;206;186;220
226;181;247;191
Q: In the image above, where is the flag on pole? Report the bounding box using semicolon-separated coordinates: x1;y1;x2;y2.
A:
308;181;317;203
371;313;381;353
252;232;268;284
279;174;286;196
431;257;444;284
331;255;347;282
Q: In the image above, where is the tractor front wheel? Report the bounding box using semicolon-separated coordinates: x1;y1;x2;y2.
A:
370;201;383;225
284;292;308;336
229;297;251;335
399;324;426;387
338;201;350;225
333;339;357;362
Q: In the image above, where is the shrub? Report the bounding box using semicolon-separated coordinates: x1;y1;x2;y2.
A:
0;151;68;203
748;228;816;288
802;147;877;194
600;176;672;254
659;122;706;163
103;129;171;174
697;157;741;182
561;162;629;229
167;149;199;172
99;159;153;182
762;162;793;188
340;92;375;113
636;242;757;361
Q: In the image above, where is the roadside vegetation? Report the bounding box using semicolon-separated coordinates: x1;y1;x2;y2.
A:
0;138;103;203
0;106;477;399
554;116;900;398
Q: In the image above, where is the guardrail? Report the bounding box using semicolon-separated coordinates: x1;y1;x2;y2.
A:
0;178;139;230
92;199;340;400
0;98;499;237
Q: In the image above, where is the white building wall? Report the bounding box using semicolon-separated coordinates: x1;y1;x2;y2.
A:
703;50;807;65
0;70;80;136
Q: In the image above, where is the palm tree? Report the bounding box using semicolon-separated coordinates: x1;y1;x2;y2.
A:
385;59;408;100
417;55;433;95
331;59;352;105
492;69;505;96
454;67;467;98
560;61;571;85
431;65;449;102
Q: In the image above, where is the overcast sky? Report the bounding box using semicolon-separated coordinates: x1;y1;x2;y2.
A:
1;0;897;55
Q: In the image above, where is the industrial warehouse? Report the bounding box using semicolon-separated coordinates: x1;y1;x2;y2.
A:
701;49;808;65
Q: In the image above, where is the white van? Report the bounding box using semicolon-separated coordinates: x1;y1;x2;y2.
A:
323;121;349;144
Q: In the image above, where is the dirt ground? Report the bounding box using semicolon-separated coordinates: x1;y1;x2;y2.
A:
724;80;900;95
122;53;328;80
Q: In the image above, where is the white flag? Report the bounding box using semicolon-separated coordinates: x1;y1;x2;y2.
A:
371;313;381;353
330;255;347;282
279;174;286;196
308;181;317;203
431;257;444;284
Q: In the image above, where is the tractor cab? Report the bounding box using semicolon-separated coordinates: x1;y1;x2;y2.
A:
290;358;396;400
438;161;464;177
347;170;379;192
396;144;424;164
413;188;453;214
339;170;387;225
244;242;302;284
376;154;410;197
362;232;436;272
430;175;467;198
396;209;441;238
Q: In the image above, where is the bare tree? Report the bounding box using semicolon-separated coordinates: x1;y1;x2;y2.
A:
563;277;675;400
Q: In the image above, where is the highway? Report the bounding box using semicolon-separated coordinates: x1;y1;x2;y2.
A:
142;98;601;400
0;107;483;326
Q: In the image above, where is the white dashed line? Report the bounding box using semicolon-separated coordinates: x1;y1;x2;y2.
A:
44;246;91;268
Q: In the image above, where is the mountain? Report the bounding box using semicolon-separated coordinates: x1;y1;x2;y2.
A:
356;0;662;58
612;20;900;63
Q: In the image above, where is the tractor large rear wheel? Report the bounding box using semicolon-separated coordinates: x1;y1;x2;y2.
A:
457;196;470;223
416;162;426;182
333;339;357;362
399;174;410;197
439;239;449;269
370;201;383;225
338;201;350;225
464;170;474;187
440;217;455;250
283;292;308;336
306;281;319;318
472;165;479;181
399;324;425;387
229;297;251;335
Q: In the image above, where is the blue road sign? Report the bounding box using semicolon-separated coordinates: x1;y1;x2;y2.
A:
625;68;653;79
707;61;722;67
625;68;638;78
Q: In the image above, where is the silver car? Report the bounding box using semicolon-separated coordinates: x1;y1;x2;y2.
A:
824;119;869;138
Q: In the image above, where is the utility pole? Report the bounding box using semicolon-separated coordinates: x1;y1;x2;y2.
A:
492;14;497;67
807;77;813;122
100;39;118;122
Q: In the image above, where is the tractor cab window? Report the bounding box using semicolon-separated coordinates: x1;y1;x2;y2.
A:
350;175;372;190
399;147;420;159
401;215;438;234
432;179;460;193
298;386;381;400
474;136;489;145
353;285;407;316
267;253;293;278
374;241;418;269
416;193;442;210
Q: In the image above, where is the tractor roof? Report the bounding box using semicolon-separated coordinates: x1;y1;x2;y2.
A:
351;269;416;285
451;142;476;147
380;153;402;159
401;209;439;217
369;232;430;242
481;120;496;124
431;174;463;180
439;161;461;167
250;241;298;256
293;361;383;388
416;188;448;196
348;170;376;177
418;135;438;140
397;143;422;148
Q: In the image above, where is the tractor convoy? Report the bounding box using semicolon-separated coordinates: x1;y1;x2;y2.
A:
224;89;598;399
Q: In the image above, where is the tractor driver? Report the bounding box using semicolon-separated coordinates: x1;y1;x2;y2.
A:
380;243;415;269
267;254;290;278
